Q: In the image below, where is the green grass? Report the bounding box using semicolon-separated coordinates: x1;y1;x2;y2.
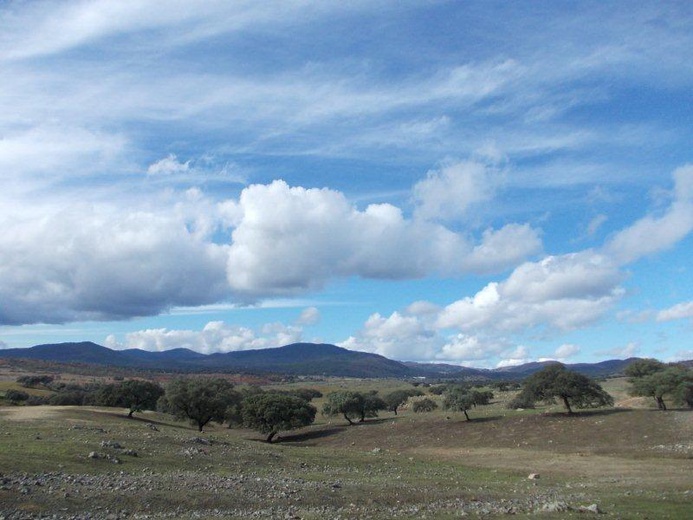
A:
1;379;691;519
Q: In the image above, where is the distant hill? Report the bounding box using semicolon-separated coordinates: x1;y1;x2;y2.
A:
0;341;650;379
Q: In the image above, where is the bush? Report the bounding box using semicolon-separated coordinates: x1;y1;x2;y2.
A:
412;398;438;413
4;389;30;403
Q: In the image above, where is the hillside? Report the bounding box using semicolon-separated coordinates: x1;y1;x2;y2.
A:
0;341;648;379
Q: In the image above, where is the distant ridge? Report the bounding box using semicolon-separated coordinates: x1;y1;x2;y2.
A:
0;341;646;379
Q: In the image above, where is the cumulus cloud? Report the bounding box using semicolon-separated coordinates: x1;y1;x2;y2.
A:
225;180;539;298
108;320;302;354
461;224;542;273
604;165;693;264
438;251;624;334
496;345;531;368
436;334;505;362
0;204;229;325
339;311;439;361
656;301;693;322
554;343;581;359
413;161;500;221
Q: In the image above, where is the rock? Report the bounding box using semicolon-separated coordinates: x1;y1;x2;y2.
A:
527;473;540;480
101;440;123;449
541;501;569;512
579;504;602;514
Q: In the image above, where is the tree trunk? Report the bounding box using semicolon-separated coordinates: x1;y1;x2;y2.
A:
562;396;573;414
266;431;277;443
344;413;355;425
463;410;470;421
128;409;134;418
656;396;667;411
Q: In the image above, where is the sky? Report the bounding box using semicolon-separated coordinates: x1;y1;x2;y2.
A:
0;1;692;368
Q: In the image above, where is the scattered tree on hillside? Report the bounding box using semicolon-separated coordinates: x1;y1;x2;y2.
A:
412;398;438;413
322;390;386;425
163;378;239;431
470;389;494;407
4;389;30;404
626;360;693;410
384;390;409;415
518;364;613;414
16;375;55;388
442;386;478;420
95;380;164;417
383;389;423;415
278;388;323;402
241;393;317;443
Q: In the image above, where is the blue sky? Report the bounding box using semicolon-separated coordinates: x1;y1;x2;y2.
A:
0;1;692;367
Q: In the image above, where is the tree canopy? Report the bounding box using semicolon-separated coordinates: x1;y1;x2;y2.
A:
518;364;613;414
95;379;164;417
626;360;693;410
163;378;239;431
241;392;316;442
322;390;386;425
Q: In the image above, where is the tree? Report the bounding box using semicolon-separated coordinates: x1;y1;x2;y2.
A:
383;390;411;415
322;391;385;425
412;398;438;413
518;364;613;414
111;380;165;417
4;389;30;404
164;378;239;432
16;375;54;388
627;361;693;410
241;393;316;442
442;387;477;420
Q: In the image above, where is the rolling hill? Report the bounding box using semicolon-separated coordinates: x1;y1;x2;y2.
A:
0;341;645;379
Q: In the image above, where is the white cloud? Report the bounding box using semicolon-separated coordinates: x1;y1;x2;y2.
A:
554;343;581;359
338;311;440;361
604;165;693;264
597;342;640;359
147;154;190;176
111;320;302;354
438;251;623;334
586;214;608;237
226;179;538;298
413;161;500;221
496;345;531;368
461;224;542;273
437;334;501;362
657;301;693;322
296;307;321;326
0;203;229;325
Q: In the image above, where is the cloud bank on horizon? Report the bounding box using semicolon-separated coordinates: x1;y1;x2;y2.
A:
1;1;692;367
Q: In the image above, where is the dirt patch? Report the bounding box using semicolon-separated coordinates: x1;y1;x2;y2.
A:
414;446;692;488
1;405;73;421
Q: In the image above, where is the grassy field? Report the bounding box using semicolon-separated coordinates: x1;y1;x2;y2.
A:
1;378;691;519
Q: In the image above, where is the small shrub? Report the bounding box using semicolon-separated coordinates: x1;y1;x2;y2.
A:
4;389;30;404
412;398;438;413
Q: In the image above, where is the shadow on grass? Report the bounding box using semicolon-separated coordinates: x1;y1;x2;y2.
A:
275;426;347;443
540;408;633;418
101;410;193;430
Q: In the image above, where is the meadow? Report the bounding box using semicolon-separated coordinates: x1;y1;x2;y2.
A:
0;374;691;519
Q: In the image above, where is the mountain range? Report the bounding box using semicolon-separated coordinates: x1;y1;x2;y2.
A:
0;341;643;379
